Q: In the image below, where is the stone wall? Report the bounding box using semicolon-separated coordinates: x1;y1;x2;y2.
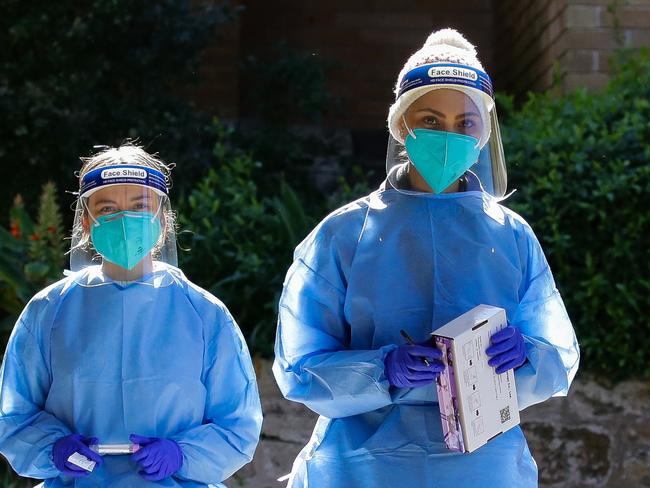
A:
226;361;650;488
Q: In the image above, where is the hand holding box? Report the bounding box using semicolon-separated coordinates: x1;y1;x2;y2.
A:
433;304;520;453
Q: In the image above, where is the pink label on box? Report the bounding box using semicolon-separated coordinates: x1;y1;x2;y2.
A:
435;336;465;452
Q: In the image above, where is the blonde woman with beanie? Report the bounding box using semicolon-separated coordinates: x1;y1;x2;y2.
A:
273;28;579;487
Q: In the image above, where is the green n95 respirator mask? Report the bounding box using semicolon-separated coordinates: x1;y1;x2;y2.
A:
90;211;162;270
404;128;480;194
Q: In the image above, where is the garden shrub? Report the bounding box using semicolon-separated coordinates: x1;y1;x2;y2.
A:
0;183;65;334
177;122;371;356
0;0;233;218
0;183;65;485
501;49;650;380
237;43;347;199
177;127;313;356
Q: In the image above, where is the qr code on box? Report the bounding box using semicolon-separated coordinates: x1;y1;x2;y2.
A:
500;406;511;424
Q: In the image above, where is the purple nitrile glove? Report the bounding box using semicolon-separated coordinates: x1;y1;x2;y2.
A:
384;344;445;388
52;434;103;477
486;325;527;374
130;434;183;481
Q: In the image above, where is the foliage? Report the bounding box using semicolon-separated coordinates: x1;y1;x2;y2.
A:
177;121;371;356
0;0;234;219
0;183;62;488
0;460;32;487
173;44;356;355
243;41;336;126
237;43;344;197
0;183;66;333
500;49;650;380
177;125;313;356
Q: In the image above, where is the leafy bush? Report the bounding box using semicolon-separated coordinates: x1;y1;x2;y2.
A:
243;42;336;127
237;43;346;197
177;124;312;355
0;462;32;487
500;49;650;380
0;0;233;218
177;122;371;356
0;183;65;485
0;183;66;334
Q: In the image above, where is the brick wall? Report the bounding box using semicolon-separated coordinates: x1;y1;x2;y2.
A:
560;0;650;92
494;0;567;96
198;0;498;131
495;0;650;98
192;1;650;131
184;0;241;118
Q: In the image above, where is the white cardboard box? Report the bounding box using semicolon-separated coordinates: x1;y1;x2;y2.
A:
432;304;520;453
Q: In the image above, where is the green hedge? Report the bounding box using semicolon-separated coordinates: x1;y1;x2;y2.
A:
501;49;650;381
177;123;370;356
0;0;232;218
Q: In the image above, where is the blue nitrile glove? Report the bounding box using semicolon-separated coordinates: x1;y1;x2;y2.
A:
486;326;527;374
130;434;183;481
52;434;103;477
384;344;445;388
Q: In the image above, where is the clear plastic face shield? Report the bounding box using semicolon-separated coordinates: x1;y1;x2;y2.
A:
386;63;507;197
69;165;178;283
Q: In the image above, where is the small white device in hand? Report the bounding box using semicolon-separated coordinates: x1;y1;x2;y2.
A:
66;452;96;472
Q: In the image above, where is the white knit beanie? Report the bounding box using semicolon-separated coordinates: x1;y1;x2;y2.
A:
388;28;493;144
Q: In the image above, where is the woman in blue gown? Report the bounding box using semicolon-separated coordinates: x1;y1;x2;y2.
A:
273;28;579;487
0;144;263;486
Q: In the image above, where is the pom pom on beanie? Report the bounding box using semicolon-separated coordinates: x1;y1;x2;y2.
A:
388;28;488;143
423;29;478;57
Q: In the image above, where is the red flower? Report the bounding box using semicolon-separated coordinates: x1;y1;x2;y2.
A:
29;232;40;241
47;226;57;234
10;222;21;239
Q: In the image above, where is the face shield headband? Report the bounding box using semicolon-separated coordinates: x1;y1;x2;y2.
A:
80;165;169;199
397;63;494;101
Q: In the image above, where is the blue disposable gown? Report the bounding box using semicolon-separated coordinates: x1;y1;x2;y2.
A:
0;264;262;487
273;186;580;487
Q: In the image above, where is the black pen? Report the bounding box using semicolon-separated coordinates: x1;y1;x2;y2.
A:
400;329;430;366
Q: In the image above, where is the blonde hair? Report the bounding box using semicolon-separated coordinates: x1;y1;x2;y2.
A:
71;143;176;256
